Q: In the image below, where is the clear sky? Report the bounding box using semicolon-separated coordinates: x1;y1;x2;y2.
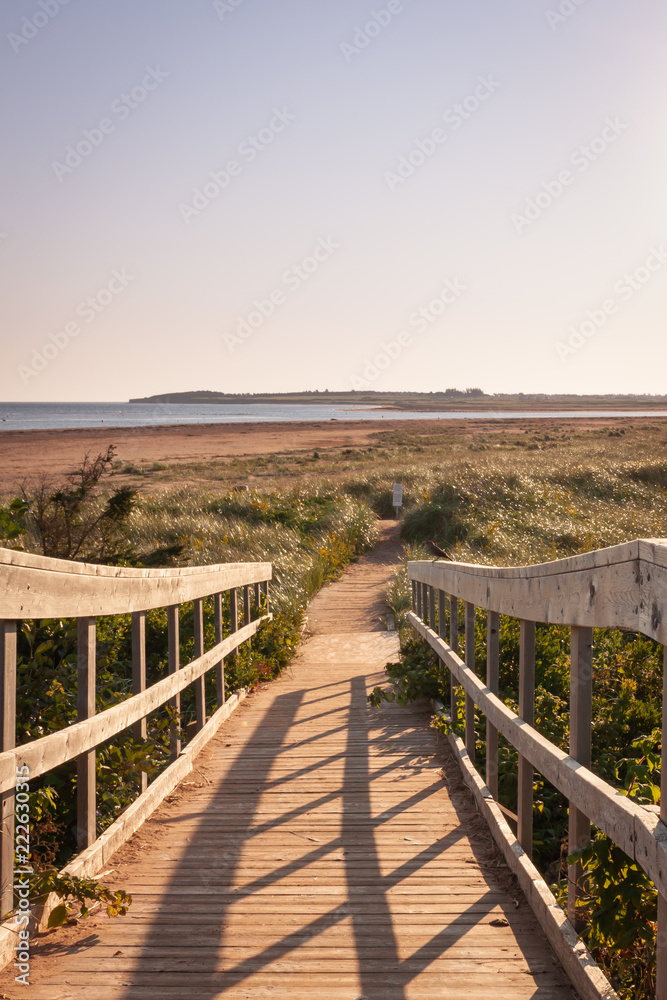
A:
1;0;666;401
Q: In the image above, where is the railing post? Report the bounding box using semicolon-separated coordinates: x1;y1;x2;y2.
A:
658;644;667;1000
429;586;436;631
243;585;251;626
131;611;148;794
228;588;239;676
168;606;181;761
0;621;17;917
450;596;459;726
77;617;96;851
193;598;205;733
486;611;500;801
437;590;447;699
568;625;593;931
230;589;238;636
518;619;536;857
464;602;476;764
214;593;225;707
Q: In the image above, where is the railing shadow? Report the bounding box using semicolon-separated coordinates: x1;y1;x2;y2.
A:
114;673;547;997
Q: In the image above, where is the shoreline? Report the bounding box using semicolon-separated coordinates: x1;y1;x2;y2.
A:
1;415;665;487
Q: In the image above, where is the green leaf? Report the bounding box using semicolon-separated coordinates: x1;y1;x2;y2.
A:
47;904;70;928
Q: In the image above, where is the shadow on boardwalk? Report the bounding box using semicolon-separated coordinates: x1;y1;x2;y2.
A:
117;677;504;999
4;522;574;998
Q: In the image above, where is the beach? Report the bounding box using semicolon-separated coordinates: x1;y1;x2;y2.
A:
0;419;425;485
0;414;656;490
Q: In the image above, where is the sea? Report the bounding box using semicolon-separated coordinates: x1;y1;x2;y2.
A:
1;402;666;432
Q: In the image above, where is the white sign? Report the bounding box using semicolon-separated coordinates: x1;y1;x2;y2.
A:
392;484;403;508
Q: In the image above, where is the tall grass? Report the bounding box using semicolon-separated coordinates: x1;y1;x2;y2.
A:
124;487;378;615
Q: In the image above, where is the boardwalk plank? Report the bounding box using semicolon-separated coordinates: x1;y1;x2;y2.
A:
0;523;579;1000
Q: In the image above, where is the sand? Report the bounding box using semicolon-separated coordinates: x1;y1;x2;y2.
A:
0;419;418;485
0;415;657;489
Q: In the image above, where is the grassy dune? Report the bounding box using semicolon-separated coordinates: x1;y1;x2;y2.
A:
113;420;667;568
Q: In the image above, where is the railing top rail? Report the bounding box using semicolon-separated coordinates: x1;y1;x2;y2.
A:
408;537;667;641
0;547;272;618
0;614;269;793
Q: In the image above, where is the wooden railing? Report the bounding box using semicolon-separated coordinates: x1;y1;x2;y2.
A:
408;539;667;999
0;548;272;918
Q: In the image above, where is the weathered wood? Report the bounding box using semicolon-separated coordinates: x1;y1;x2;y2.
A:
168;606;180;760
193;599;205;733
408;541;667;642
409;613;667;897
0;617;268;794
658;890;667;1000
437;590;447;699
214;593;225;707
12;530;581;999
230;589;238;635
438;589;446;638
229;588;239;672
0;547;271;619
568;626;593;930
0;622;16;917
450;596;459;725
9;689;250;958
243;585;251;626
464;602;476;764
76;617;96;851
132;611;148;794
518;620;536;858
486;611;500;801
447;728;618;1000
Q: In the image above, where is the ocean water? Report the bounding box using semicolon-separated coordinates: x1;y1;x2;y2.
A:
0;402;666;432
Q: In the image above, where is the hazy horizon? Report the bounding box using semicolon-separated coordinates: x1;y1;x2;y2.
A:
2;1;666;402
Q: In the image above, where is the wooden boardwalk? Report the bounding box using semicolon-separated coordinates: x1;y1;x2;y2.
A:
5;523;576;999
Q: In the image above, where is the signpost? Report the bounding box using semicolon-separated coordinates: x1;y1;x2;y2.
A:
392;483;403;521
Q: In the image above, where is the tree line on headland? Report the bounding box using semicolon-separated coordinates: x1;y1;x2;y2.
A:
128;388;667;411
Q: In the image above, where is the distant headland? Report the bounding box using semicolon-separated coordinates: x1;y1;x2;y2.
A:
128;389;667;412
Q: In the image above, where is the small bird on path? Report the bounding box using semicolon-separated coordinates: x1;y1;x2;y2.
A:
428;540;449;560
